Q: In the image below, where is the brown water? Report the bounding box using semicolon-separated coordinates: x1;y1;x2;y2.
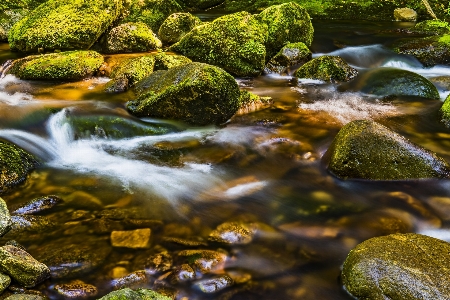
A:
1;20;450;299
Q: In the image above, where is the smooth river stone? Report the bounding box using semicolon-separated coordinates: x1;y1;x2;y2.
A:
54;280;98;299
111;228;151;249
11;195;64;215
208;222;256;244
194;275;234;293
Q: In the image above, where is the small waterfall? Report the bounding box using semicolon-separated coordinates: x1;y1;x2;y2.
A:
0;60;14;79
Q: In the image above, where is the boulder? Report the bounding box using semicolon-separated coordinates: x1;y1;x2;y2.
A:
182;0;224;10
0;141;36;194
102;22;162;54
158;13;202;45
358;68;440;99
0;198;12;237
8;0;124;53
294;55;357;82
393;8;417;22
99;288;171;300
120;0;182;32
54;280;98;299
440;94;450;127
407;20;450;35
127;62;241;125
0;245;50;288
8;51;104;81
170;11;267;77
265;42;311;74
255;2;313;58
153;52;191;71
0;9;29;42
105;56;155;92
342;233;450;299
326;120;450;180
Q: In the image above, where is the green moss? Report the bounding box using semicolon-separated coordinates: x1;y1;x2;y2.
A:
105;56;155;92
256;2;313;58
120;0;182;33
392;35;450;67
0;9;29;40
153;52;192;71
0;0;47;10
294;55;357;82
158;13;202;45
8;0;124;53
8;50;104;81
327;120;450;180
170;11;268;77
99;288;142;300
265;42;311;73
410;20;450;35
440;94;450;127
136;288;172;300
182;0;224;9
237;90;272;114
102;22;162;54
128;62;241;125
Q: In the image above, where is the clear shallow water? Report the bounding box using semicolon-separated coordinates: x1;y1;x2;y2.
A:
0;20;450;299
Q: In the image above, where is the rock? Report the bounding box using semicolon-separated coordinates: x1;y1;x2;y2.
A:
183;0;224;10
162;236;207;247
8;0;124;53
153;52;191;71
8;215;56;235
326;120;450;180
143;252;173;275
441;94;450;127
0;141;36;194
294;55;357;82
255;2;314;58
105;56;155;93
0;198;12;237
0;245;50;288
64;191;103;210
99;288;171;300
110;270;148;290
265;42;311;74
342;233;450;299
128;62;241;125
137;288;172;300
407;20;450;35
237;90;273;115
4;295;44;300
120;0;181;32
169;264;195;284
178;250;227;274
358;68;440;99
0;26;6;41
11;195;64;215
170;11;267;77
111;228;151;249
158;13;202;45
0;272;11;293
208;222;256;244
0;9;29;42
194;275;234;293
102;22;162;54
8;51;104;81
393;8;417;22
54;280;98;299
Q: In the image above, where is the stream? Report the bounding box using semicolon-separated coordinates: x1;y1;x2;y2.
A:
1;19;450;299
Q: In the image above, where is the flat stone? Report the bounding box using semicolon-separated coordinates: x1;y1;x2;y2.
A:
54;280;98;299
111;228;151;249
194;275;234;293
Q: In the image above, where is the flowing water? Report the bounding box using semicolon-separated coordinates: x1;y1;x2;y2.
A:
1;20;450;299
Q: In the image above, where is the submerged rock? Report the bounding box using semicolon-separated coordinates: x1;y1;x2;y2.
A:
265;42;311;74
8;0;124;52
169;264;196;284
128;62;241;125
105;56;155;93
178;249;227;274
110;270;148;290
102;22;162;54
143;251;173;275
158;13;202;45
208;222;256;244
8;51;104;81
326;120;450;180
194;275;234;293
11;195;64;215
54;280;98;299
237;90;273;115
0;245;50;288
153;52;191;71
99;288;171;300
359;68;440;99
111;228;151;249
393;8;417;22
342;233;450;300
294;55;357;82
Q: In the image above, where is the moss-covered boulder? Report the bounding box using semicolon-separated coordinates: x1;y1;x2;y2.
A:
170;11;267;77
265;42;311;74
106;56;155;92
342;233;450;299
0;141;36;194
255;2;313;58
99;288;171;300
408;20;450;35
391;34;450;67
153;52;191;71
440;94;450;127
326;120;450;180
294;55;357;82
358;68;439;99
102;22;162;54
8;0;124;53
158;13;202;45
0;9;28;42
237;90;272;115
128;62;240;125
182;0;224;10
119;0;182;33
8;50;103;81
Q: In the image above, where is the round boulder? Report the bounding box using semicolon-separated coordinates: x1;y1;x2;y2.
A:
394;8;417;22
158;13;202;45
294;55;357;82
265;42;311;74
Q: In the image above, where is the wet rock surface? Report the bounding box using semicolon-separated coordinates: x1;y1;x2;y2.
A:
208;222;256;244
11;195;63;215
0;198;12;237
158;13;202;45
111;228;151;249
265;42;312;74
294;55;357;82
53;280;98;299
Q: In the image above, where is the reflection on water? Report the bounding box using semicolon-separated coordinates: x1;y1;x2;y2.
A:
0;20;450;299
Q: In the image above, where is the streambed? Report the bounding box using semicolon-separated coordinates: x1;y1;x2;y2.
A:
0;19;450;299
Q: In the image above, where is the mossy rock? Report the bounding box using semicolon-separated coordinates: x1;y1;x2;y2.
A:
342;233;450;299
0;9;28;41
409;20;450;35
102;22;162;54
0;141;36;194
326;120;450;180
0;27;6;41
440;94;450;127
158;13;202;45
8;50;104;81
265;42;311;74
99;288;171;300
8;0;124;53
106;56;155;92
1;0;48;11
170;11;267;77
182;0;224;10
127;62;241;125
237;90;272;114
255;2;313;58
391;34;450;67
358;68;439;99
153;52;192;71
120;0;182;33
294;55;357;82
